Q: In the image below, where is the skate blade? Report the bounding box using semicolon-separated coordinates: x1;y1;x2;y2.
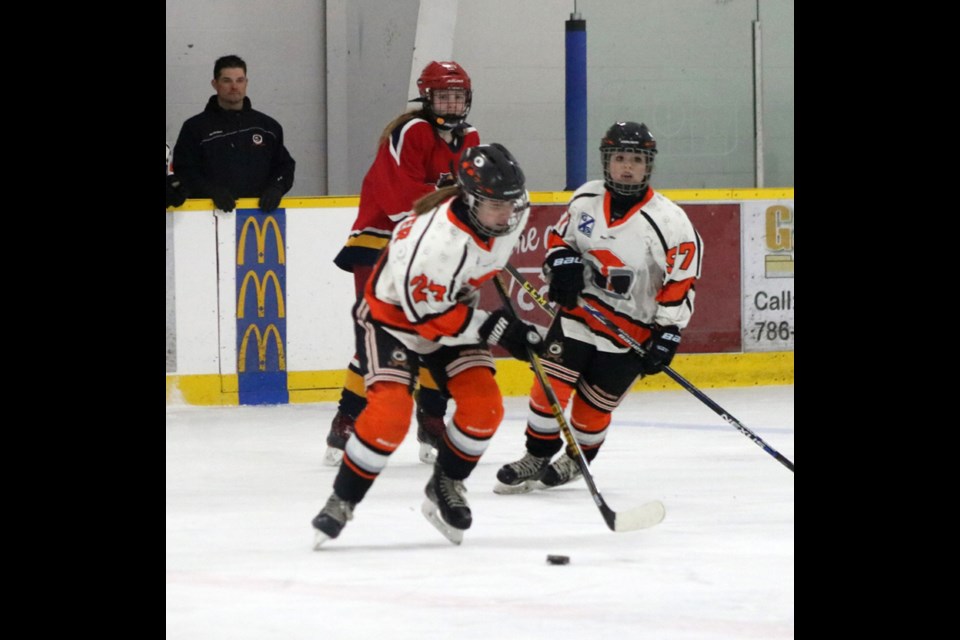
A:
312;529;332;550
420;499;464;545
322;447;344;466
418;442;437;464
492;479;537;495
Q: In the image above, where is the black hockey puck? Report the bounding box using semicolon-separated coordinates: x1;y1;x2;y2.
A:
546;554;570;565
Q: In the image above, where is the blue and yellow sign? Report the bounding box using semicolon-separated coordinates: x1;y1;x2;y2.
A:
236;211;288;404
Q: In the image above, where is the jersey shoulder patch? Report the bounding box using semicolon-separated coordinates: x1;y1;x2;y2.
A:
577;212;596;237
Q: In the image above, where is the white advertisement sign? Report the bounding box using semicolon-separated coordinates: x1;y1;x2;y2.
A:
742;201;794;352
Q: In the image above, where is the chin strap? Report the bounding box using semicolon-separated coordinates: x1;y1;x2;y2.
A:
433;115;465;132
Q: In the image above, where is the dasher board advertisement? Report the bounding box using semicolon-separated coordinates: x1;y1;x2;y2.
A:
742;201;794;352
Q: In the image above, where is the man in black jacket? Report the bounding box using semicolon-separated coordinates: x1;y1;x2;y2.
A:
172;55;296;212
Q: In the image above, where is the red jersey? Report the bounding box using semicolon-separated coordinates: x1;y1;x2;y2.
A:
333;117;480;272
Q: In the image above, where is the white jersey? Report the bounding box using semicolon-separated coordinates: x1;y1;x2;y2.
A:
366;196;530;353
548;181;703;352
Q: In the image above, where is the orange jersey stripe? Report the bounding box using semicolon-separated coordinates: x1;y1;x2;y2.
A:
567;298;653;347
366;293;472;341
467;269;499;289
603;188;655;228
656;277;695;304
361;246;473;341
547;230;573;252
363;250;474;341
447;209;494;250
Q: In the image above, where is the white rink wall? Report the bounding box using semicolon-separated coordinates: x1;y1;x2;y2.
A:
166;191;794;406
171;205;358;377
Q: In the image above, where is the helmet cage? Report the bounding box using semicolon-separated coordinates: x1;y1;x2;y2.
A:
601;147;656;196
463;191;529;237
422;87;472;130
417;61;473;130
599;121;657;196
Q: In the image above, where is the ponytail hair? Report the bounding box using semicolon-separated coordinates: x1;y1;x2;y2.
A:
378;109;427;147
412;185;460;215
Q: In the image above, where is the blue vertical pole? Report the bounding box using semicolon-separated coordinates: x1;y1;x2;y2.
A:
565;12;587;190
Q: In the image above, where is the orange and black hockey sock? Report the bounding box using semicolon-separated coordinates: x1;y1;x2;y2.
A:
435;368;503;479
522;375;574;458
568;396;612;463
334;382;413;502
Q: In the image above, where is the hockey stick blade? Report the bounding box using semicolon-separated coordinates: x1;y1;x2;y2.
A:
601;498;666;532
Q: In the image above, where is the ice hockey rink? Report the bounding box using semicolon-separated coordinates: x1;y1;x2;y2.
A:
166;384;794;639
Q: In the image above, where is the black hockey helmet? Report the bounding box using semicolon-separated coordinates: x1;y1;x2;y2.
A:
599;121;657;196
456;143;529;237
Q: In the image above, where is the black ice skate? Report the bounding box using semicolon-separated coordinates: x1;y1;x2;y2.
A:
323;411;356;466
493;452;551;495
533;452;583;490
421;466;471;544
312;493;355;549
415;406;445;465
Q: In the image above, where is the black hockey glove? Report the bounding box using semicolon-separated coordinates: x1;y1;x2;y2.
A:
479;309;543;362
166;174;187;208
209;185;236;212
259;185;284;213
638;325;681;375
545;249;585;310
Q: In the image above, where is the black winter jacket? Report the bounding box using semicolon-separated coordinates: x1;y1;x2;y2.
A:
172;96;296;199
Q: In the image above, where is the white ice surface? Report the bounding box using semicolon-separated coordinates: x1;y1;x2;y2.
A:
166;385;794;640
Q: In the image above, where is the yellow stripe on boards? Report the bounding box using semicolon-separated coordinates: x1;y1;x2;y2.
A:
167;352;794;406
166;189;794;212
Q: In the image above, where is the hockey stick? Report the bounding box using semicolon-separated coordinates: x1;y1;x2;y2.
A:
501;262;794;473
492;274;666;533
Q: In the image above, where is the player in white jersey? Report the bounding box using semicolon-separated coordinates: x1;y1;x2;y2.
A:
312;144;544;547
494;121;704;494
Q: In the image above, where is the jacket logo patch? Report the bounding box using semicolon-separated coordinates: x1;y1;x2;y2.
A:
544;340;564;364
578;213;595;237
389;348;411;369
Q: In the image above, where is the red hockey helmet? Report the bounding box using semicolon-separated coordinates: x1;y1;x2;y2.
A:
416;61;473;131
